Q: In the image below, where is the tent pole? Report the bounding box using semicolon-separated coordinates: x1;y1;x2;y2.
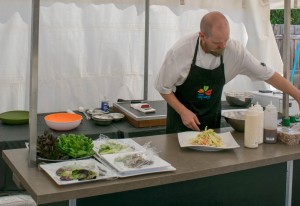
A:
28;0;40;167
283;1;292;206
282;0;291;120
143;0;149;100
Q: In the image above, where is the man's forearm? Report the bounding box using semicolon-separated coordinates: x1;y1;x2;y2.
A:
160;93;189;116
266;72;300;105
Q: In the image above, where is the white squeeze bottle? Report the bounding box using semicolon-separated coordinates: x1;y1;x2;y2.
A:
253;102;264;144
263;102;278;143
244;107;259;148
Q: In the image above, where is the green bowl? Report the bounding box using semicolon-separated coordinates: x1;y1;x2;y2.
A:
0;110;29;125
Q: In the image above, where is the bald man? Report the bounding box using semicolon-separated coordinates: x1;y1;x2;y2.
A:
155;11;300;134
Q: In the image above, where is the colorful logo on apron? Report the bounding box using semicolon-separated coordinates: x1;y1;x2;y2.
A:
197;86;212;100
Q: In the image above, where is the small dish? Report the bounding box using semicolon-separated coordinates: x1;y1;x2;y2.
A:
92;114;113;126
109;113;125;122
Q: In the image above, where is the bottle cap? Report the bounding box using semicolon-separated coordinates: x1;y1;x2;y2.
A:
283;118;291;127
266;101;277;111
290;116;296;123
254;102;263;111
246;107;259;116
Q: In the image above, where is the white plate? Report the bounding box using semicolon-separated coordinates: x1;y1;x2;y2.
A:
40;159;116;185
93;138;145;155
37;155;94;163
93;154;176;177
101;152;171;175
177;131;240;151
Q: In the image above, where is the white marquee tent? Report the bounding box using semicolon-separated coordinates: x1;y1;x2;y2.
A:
0;0;296;113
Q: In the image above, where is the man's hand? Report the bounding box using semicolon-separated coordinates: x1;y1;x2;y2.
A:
180;109;201;131
266;72;300;110
161;92;201;131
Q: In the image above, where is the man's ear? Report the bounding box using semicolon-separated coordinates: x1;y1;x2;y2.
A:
199;32;205;39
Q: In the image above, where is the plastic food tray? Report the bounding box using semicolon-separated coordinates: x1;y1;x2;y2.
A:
277;126;300;145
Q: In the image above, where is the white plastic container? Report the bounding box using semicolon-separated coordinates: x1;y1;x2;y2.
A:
244;107;259;148
253;102;264;144
263;102;278;143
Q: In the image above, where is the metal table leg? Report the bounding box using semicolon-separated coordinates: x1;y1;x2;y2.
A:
285;160;293;206
69;199;77;206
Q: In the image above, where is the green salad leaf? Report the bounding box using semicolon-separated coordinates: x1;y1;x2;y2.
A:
57;134;94;158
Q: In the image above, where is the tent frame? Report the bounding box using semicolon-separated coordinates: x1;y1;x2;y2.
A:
27;1;293;205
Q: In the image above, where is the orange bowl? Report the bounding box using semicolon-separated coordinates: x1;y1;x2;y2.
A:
44;113;82;131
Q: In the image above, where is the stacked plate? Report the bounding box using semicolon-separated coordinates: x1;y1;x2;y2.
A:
93;138;175;177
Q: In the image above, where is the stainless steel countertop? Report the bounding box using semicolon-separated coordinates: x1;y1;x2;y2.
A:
3;128;300;205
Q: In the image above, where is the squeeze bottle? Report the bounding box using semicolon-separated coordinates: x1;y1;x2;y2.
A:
253;102;264;144
263;102;278;143
244;107;259;148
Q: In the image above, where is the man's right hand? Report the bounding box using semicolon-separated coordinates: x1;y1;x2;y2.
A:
180;109;201;131
161;92;201;131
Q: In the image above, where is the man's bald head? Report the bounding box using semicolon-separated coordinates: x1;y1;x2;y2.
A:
199;12;230;56
200;11;229;37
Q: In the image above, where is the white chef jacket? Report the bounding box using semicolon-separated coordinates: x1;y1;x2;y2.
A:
155;32;275;94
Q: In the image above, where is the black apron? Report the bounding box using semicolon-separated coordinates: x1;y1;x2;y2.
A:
166;37;225;134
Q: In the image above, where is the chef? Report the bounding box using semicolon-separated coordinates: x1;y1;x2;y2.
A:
155;11;300;134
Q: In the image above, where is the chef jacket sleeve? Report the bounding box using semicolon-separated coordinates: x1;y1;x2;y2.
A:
155;48;187;94
227;40;275;81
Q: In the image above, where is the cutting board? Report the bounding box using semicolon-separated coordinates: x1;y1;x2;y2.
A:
113;100;167;128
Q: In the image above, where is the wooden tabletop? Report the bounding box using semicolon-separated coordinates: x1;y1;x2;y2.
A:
3;128;300;205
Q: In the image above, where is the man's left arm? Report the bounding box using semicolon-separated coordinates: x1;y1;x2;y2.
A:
266;72;300;108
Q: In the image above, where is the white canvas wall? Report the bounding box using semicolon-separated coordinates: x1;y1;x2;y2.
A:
0;0;283;113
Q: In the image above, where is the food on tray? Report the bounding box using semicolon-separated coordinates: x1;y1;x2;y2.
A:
57;134;94;158
98;140;134;155
114;153;154;168
56;165;97;181
189;128;225;147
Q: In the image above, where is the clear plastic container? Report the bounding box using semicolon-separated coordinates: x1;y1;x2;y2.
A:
277;126;300;145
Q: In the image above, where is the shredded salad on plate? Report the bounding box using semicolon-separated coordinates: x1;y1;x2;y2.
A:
189;127;225;147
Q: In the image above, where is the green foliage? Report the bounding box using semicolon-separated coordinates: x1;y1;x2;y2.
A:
270;9;300;25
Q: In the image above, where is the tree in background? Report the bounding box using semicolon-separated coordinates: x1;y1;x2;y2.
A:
270;9;300;24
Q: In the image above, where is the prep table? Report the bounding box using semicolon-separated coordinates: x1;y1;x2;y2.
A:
0;101;264;194
3;128;300;206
